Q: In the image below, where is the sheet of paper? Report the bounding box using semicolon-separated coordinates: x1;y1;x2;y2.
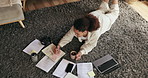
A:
23;39;44;55
36;56;57;73
42;44;65;62
77;63;94;78
52;59;76;78
64;73;78;78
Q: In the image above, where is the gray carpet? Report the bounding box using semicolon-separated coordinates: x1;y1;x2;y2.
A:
0;0;148;78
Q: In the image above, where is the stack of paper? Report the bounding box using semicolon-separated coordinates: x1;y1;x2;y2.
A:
52;59;76;78
64;73;78;78
77;63;94;78
36;56;57;73
23;39;44;55
42;44;65;62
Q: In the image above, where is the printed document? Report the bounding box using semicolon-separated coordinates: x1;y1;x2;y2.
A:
77;63;94;78
36;56;57;73
23;39;44;55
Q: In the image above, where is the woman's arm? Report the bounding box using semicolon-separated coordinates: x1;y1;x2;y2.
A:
58;26;75;47
79;31;101;54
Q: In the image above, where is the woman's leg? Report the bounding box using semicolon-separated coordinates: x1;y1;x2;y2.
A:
106;0;119;25
112;0;118;4
110;0;119;12
99;0;110;13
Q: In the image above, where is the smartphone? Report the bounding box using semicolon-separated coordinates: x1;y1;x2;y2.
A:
65;63;74;73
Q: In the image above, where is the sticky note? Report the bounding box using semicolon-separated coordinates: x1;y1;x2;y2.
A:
87;70;95;77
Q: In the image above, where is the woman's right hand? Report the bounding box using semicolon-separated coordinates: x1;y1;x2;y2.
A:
53;45;61;54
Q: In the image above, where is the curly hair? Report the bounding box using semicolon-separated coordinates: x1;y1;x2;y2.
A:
74;14;100;32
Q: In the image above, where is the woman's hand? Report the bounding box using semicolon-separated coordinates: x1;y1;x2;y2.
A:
76;52;82;60
53;45;61;55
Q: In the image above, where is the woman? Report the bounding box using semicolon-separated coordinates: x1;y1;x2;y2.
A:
54;0;119;60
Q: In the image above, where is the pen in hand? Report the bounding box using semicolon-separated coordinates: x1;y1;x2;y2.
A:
54;45;61;54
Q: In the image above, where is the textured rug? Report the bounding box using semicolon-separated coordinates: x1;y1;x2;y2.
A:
0;0;148;78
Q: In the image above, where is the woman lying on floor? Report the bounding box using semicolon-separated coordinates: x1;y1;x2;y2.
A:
54;0;119;60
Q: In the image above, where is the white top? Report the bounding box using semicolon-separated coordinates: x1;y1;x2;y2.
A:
58;26;101;55
79;36;87;41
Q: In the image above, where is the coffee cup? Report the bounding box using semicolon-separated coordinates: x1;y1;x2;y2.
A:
70;51;77;60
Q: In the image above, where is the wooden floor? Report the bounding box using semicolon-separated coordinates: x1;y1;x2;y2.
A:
129;1;148;21
24;0;80;11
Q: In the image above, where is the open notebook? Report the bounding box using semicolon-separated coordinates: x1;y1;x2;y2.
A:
42;43;65;62
36;44;65;73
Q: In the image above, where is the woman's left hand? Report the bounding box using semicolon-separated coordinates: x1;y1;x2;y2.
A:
76;52;82;60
